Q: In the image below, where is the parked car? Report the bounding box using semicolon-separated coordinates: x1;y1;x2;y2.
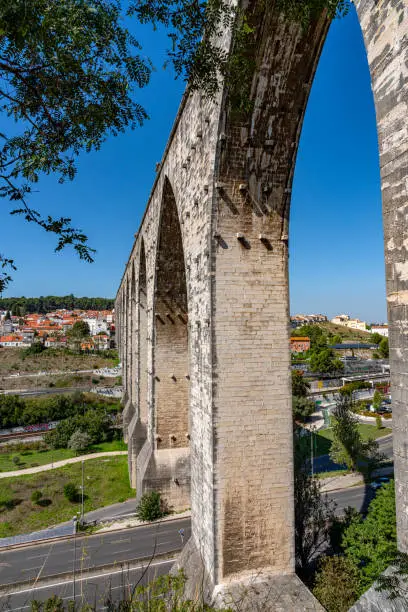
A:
370;477;390;490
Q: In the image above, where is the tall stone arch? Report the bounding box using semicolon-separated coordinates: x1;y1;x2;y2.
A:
117;0;407;606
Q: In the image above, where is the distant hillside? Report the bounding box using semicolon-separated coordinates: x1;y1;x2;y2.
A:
311;321;373;342
0;295;114;314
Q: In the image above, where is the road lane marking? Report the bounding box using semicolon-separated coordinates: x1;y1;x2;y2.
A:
3;558;175;597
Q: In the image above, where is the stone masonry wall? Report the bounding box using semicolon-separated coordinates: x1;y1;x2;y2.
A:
115;0;408;599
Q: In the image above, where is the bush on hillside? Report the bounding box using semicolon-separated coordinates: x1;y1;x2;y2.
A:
63;483;79;503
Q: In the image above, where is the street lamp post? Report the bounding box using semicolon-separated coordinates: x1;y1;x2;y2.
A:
81;460;85;524
72;515;78;606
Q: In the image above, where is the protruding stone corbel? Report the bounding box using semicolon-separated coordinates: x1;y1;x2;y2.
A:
155;313;165;325
259;234;273;250
236;233;250;249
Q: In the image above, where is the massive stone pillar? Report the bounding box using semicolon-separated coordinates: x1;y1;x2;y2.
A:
356;0;408;553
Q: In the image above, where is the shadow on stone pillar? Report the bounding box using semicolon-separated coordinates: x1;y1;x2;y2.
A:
135;441;190;512
171;538;324;611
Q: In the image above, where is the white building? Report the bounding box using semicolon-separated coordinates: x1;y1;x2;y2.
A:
371;324;389;337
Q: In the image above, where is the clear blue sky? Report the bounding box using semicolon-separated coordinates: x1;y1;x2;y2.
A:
2;6;386;322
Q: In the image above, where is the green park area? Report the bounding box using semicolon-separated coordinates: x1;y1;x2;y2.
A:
314;423;391;457
0;456;133;538
0;439;127;472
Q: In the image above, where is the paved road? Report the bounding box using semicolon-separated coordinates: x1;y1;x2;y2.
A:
0;483;381;609
313;433;393;474
328;484;376;516
0;558;173;611
0;518;191;589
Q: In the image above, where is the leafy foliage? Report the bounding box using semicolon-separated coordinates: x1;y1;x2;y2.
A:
310;348;344;374
379;337;389;358
370;332;383;345
342;481;397;595
292;370;310;398
293;395;315;422
31;490;43;504
0;0;151;290
68;429;92;452
330;394;382;474
0;392;120;429
46;410;112;449
313;555;360;612
136;490;167;521
0;295;113;313
22;341;46;356
63;482;79;503
294;427;335;573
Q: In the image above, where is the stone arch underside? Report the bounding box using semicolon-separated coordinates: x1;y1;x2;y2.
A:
154;178;190;450
131;179;191;509
117;0;407;605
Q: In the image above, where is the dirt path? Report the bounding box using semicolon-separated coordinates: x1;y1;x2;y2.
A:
0;451;128;479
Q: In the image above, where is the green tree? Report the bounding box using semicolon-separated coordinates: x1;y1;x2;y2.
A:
4;310;11;320
136;491;166;522
370;332;383;345
373;389;384;412
70;320;91;338
292;324;327;349
0;0;151;293
291;370;310;398
68;429;92;452
342;481;397;595
379;337;389;358
310;348;344;375
292;396;315;422
22;341;46;356
330;394;382;474
313;555;360;612
294;427;335;574
331;334;342;345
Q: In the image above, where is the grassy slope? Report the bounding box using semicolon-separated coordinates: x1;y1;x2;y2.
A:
0;440;127;472
317;321;373;342
0;347;118;376
314;423;391;457
0;456;133;537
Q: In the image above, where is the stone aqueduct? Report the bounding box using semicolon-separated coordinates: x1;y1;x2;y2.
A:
116;0;407;606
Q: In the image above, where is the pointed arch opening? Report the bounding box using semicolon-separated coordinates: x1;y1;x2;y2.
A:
138;239;148;426
153;178;190;450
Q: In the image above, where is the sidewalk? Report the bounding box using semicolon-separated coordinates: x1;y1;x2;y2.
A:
320;465;394;492
0;451;127;479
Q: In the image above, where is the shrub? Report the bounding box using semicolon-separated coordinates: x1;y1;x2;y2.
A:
68;430;92;452
31;490;43;504
12;455;21;466
313;555;360;612
64;482;79;503
375;414;382;429
136;491;166;522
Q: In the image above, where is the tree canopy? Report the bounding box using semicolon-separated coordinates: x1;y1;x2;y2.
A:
0;295;113;313
0;0;350;293
0;0;151;292
342;481;397;595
